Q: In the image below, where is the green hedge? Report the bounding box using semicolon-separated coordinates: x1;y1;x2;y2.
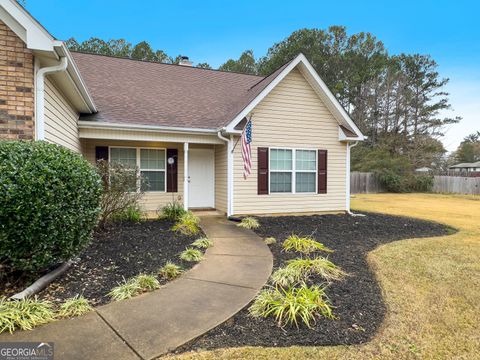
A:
378;170;434;193
0;141;103;273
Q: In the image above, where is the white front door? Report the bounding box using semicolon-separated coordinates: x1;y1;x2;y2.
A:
188;148;215;208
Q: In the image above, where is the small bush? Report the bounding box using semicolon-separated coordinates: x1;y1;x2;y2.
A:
249;283;334;328
270;266;304;287
172;212;201;235
180;248;204;262
111;205;143;222
237;217;260;229
0;297;56;334
135;274;160;291
286;257;347;282
161;201;186;221
0;141;102;273
379;170;434;193
108;278;142;301
58;296;93;318
282;235;332;254
264;237;277;245
96;160;144;227
192;237;213;249
158;262;183;280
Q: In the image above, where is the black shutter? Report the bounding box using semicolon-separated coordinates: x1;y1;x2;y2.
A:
258;147;269;195
318;149;327;194
166;149;178;192
95;146;109;162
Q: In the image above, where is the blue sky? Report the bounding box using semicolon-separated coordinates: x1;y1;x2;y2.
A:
25;0;479;151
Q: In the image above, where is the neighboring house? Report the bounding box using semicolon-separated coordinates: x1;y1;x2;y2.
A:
449;161;480;173
415;167;432;173
0;0;364;216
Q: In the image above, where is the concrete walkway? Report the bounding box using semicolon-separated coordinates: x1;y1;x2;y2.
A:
0;216;272;360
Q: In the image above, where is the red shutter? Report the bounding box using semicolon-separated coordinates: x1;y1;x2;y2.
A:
318;150;327;194
95;146;109;162
166;149;178;193
258;147;269;195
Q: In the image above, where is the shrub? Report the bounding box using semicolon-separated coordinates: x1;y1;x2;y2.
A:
237;217;260;229
191;237;213;249
108;278;142;301
379;170;434;193
158;262;183;280
0;141;102;273
111;205;143;222
96;160;144;227
264;237;277;245
249;283;334;328
172;212;201;235
270;266;304;287
58;296;93;318
160;201;186;221
286;257;347;282
0;297;56;334
135;274;160;291
179;248;204;262
282;235;332;254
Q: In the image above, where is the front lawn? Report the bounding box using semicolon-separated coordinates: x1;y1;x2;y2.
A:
170;193;480;359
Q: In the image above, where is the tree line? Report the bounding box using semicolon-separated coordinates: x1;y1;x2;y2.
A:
66;26;462;173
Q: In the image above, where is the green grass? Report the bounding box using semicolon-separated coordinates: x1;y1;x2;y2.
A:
179;248;204;262
282;235;333;254
264;237;277;245
249;283;334;328
108;274;160;301
237;217;260;229
285;257;347;282
58;295;93;318
270;266;305;287
172;211;201;235
159;262;184;280
191;237;213;249
0;297;56;334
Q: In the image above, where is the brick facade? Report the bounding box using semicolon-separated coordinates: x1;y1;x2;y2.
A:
0;20;35;140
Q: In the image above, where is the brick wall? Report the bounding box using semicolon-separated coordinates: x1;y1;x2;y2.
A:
0;20;35;140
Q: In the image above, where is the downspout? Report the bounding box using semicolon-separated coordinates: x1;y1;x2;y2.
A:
218;131;233;217
35;57;68;140
346;141;359;215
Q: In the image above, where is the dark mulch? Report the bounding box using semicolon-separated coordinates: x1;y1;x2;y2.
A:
1;220;203;306
179;212;453;352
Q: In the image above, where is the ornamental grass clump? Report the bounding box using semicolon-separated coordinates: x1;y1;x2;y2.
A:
249;283;334;328
135;274;160;291
270;266;305;287
172;212;201;235
180;248;204;262
108;274;159;301
286;257;347;282
282;234;332;254
158;262;184;280
264;237;277;245
237;217;260;229
58;296;93;318
160;201;186;221
0;297;56;334
192;237;213;249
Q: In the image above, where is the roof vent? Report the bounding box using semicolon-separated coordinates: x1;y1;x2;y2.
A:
179;56;193;67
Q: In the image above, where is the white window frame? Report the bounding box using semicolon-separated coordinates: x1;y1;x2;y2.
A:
268;147;318;195
109;146;167;193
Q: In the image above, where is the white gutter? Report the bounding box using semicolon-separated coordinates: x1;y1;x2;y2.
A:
346;141;359;215
35;56;68;140
79;120;220;135
218;131;234;217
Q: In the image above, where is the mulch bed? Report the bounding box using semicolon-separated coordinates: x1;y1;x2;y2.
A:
1;220;203;306
178;212;453;352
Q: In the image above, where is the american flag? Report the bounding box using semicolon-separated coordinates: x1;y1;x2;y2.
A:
241;119;253;179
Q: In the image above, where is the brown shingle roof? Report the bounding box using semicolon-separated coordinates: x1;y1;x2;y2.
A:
72;52;292;130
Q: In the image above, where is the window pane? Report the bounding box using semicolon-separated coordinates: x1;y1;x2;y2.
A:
296;172;316;192
270;172;292;193
140;149;165;169
141;171;165;191
110;148;137;168
296;150;316;171
270;149;292;170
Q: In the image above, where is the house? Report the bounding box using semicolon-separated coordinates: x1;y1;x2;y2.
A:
449;161;480;173
0;0;364;217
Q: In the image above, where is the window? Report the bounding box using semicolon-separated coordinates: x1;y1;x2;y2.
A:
269;148;317;194
109;147;166;192
110;147;137;191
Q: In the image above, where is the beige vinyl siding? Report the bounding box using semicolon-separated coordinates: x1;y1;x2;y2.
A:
214;144;228;213
83;140;184;212
44;78;82;152
233;68;347;215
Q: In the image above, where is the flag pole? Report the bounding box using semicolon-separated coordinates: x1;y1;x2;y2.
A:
231;115;253;153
